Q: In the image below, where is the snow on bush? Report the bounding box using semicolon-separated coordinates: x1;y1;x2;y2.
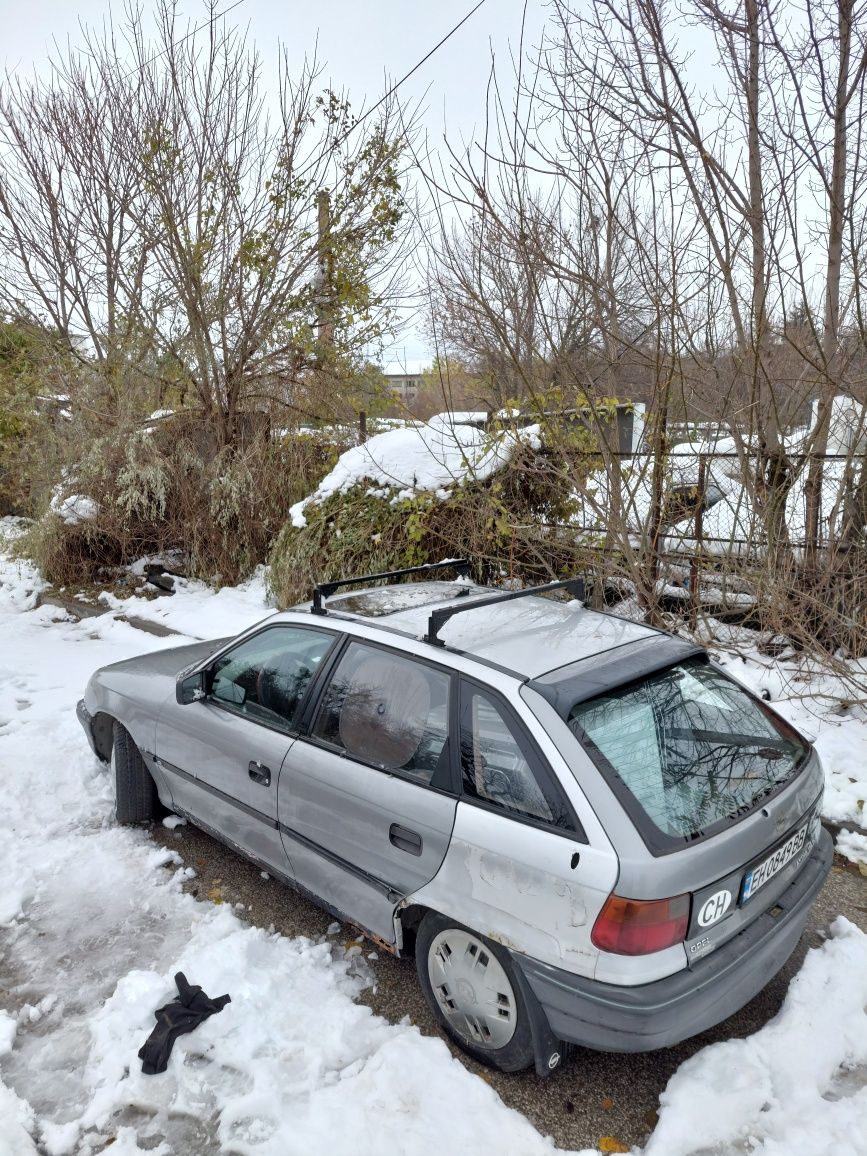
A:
48;490;100;526
288;421;537;528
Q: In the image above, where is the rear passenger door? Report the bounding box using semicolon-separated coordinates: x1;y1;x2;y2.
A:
277;640;459;943
408;678;602;975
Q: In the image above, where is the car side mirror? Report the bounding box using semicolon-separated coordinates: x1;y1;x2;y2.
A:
176;670;206;705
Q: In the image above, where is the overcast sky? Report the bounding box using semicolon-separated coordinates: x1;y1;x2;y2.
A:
3;0;549;366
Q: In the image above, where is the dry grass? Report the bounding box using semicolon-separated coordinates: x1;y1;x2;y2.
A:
26;422;346;588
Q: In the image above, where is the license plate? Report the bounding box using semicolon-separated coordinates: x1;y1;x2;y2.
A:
741;824;808;903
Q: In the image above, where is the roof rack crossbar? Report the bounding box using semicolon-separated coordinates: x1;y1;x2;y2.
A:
311;558;472;616
424;577;585;647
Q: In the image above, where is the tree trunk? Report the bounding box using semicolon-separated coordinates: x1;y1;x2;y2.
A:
804;0;852;559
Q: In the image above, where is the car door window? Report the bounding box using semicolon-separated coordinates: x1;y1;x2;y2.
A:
461;687;574;830
210;626;335;731
310;642;451;786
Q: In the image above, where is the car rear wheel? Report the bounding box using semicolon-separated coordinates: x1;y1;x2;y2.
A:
415;912;534;1071
111;721;158;823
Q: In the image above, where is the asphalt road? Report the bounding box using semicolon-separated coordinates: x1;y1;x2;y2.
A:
150;820;867;1153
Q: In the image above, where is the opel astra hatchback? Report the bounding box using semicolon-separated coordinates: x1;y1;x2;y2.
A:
78;561;832;1074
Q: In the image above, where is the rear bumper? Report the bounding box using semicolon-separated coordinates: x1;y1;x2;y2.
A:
514;829;833;1052
76;698;98;755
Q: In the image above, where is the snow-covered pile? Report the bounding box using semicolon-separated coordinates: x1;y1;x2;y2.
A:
289;421;537;528
570;431;865;556
571;439;743;538
665;456;854;555
646;916;867;1156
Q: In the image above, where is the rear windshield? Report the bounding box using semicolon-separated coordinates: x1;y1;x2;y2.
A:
568;659;807;848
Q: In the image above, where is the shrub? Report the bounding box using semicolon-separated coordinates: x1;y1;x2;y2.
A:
25;420;346;588
268;439;594;606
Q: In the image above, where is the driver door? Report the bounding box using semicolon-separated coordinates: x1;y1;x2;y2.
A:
155;623;339;874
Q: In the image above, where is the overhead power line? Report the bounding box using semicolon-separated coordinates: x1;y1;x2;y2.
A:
333;0;488;148
115;0;249;83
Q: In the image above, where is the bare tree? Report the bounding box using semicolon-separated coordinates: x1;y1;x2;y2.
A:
420;0;867;666
0;1;411;446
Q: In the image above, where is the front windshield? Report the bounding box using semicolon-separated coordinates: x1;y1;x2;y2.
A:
568;659;806;842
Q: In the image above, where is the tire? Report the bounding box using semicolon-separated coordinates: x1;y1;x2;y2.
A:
111;721;158;823
415;911;534;1072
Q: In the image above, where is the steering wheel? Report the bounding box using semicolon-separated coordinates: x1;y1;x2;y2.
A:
256;657;306;717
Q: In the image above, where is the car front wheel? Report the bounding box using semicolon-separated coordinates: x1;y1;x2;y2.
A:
111;721;158;823
415;912;534;1072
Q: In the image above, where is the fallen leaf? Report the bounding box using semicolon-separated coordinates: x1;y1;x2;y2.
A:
207;886;223;904
601;1097;614;1111
599;1137;630;1153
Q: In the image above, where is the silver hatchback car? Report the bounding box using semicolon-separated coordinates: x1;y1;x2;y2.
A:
78;561;832;1074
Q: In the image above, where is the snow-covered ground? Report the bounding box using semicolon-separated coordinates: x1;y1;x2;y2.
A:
1;523;866;1155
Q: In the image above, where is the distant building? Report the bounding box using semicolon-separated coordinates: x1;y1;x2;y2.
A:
382;360;426;407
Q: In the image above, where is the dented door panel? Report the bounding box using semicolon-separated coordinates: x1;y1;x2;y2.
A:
404;802;617;976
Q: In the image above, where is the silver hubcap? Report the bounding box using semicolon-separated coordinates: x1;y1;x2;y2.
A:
427;928;517;1050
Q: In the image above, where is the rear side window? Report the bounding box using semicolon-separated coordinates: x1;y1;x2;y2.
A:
569;659;807;846
311;642;451;785
460;687;574;831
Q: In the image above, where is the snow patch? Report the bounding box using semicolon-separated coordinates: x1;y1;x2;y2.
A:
98;566;274;640
49;489;100;526
645;917;867;1156
836;829;867;868
0;1078;38;1155
0;1011;17;1057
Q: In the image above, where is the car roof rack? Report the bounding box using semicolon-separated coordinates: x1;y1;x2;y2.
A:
311;558;472;616
424;577;585;647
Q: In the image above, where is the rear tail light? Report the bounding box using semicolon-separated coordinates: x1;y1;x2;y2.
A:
591;893;691;955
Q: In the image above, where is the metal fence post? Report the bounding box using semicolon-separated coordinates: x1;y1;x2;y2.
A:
690;454;706;628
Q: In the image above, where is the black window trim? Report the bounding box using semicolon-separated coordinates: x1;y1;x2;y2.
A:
458;677;586;842
204;622;344;738
297;635;460;796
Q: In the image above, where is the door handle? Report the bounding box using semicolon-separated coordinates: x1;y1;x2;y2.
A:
248;761;271;786
389;823;423;857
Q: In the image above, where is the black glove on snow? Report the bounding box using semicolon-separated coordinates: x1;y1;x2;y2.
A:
138;971;231;1075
